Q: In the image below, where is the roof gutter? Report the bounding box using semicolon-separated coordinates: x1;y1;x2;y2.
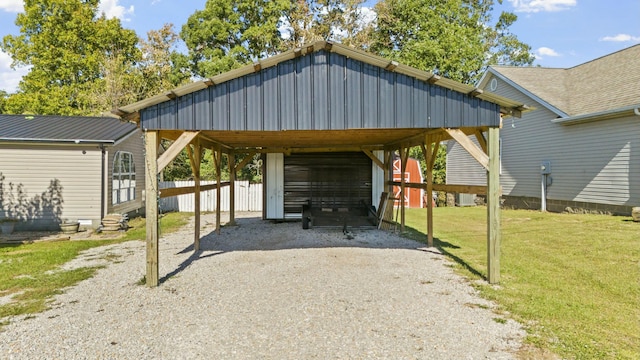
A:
0;138;116;145
551;104;640;125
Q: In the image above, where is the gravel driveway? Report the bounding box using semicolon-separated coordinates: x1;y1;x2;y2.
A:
1;212;525;359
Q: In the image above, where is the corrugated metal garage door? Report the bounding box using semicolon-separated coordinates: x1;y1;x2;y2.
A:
284;152;372;216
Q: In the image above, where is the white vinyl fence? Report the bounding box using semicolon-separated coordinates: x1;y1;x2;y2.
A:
159;181;262;212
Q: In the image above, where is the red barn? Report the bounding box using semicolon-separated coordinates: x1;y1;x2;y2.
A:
393;157;425;208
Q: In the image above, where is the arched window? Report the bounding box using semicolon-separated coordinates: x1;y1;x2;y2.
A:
112;151;136;204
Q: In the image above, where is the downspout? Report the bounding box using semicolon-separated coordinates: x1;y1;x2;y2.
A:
634;108;640;116
100;145;107;222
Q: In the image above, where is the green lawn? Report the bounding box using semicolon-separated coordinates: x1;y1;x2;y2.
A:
405;207;640;360
0;212;190;325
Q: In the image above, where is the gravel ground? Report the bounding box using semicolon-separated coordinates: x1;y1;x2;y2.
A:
0;212;525;359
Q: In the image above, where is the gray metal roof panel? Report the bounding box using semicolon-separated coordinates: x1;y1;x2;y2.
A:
115;40;527;119
0;115;138;144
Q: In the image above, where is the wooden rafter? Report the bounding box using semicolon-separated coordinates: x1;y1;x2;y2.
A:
445;128;489;170
363;149;385;170
474;130;488;154
157;131;200;173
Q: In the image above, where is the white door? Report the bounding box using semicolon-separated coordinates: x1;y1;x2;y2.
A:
266;153;284;219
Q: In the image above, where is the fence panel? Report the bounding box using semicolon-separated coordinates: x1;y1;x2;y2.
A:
159;181;262;212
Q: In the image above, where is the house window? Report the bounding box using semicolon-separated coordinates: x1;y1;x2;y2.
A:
112;151;136;204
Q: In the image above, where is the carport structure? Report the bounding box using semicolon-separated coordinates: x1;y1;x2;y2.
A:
114;41;526;287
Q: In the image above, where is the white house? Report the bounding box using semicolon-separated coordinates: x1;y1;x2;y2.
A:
0;115;145;230
447;44;640;215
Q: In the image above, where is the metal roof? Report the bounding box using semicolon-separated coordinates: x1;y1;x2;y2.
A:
0;114;138;144
115;40;527;120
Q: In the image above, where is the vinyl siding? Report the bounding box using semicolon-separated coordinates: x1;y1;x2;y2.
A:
447;73;640;207
446;138;486;186
108;129;145;215
0;144;102;230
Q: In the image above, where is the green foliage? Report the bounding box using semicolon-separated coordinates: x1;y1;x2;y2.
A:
181;0;291;77
371;0;534;83
1;0;139;115
405;207;640;359
0;90;7;114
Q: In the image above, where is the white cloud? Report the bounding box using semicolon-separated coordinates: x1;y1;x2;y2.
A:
0;50;30;93
0;0;23;13
600;34;640;42
536;47;561;57
98;0;134;21
508;0;576;13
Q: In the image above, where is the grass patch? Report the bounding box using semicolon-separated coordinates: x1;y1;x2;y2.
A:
405;207;640;359
0;212;190;324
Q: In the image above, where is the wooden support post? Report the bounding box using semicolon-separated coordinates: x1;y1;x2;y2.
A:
144;131;159;287
487;126;501;284
383;150;391;193
214;146;222;235
228;152;236;226
425;136;434;247
187;143;202;251
400;146;409;233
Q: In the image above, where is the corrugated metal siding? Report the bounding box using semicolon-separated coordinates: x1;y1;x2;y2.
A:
0;144;102;230
108;129;145;215
283;152;372;216
140;50;501;131
159;181;262;212
447;73;640;207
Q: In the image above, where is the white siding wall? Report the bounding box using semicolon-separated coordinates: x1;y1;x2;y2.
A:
159;181;262;212
448;74;640;207
446;138;486;186
0;144;102;230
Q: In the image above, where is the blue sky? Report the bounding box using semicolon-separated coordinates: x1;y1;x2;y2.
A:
1;0;639;93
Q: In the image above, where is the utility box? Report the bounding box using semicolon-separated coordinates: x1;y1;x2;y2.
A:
456;193;476;207
541;160;552;175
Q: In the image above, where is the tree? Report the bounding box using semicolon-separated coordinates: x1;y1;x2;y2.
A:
138;24;191;95
0;90;8;114
1;0;139;115
371;0;534;83
181;0;290;78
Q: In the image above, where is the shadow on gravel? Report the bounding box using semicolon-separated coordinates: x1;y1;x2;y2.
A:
160;215;471;284
403;224;485;281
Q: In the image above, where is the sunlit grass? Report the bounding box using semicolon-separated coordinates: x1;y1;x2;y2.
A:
405;207;640;359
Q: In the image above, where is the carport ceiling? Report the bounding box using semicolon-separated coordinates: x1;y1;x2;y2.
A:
158;128;453;151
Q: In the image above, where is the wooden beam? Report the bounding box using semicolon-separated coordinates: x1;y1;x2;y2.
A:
446;128;489;170
428;74;441;84
383;150;391;194
187;144;202;251
158;182;231;198
144;131;159;287
385;60;399;71
429;141;441;171
228;152;236;226
474;130;488;154
487;127;501;284
363;149;385;170
157;131;200;173
234;151;257;172
425;136;434;246
214;146;222;235
399;147;407;232
388;181;494;196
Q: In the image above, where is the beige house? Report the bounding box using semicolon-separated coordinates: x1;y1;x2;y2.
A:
0;115;145;230
447;44;640;214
